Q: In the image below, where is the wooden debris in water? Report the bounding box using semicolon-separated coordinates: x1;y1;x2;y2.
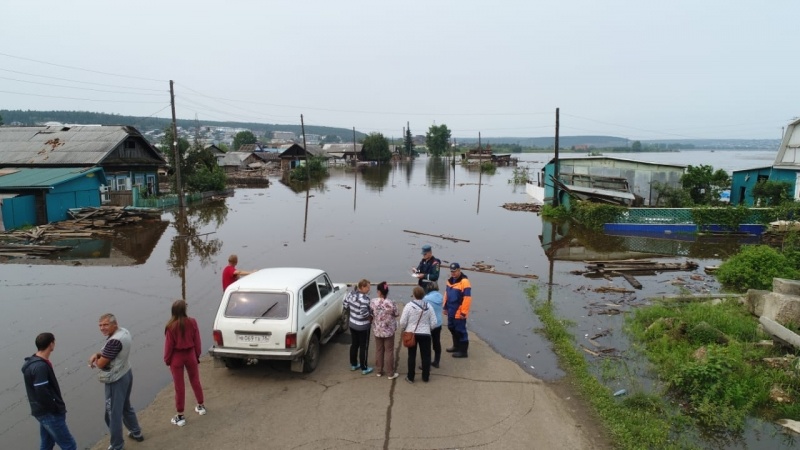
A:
0;206;164;257
501;203;541;213
403;229;470;243
593;286;634;294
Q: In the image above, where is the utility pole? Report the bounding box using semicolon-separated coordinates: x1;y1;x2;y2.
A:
554;107;560;207
170;80;184;208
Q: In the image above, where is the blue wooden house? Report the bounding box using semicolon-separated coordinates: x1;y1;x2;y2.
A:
0;167;106;230
0;125;167;201
731;118;800;206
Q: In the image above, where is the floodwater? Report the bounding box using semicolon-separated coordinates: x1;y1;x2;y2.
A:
0;150;787;449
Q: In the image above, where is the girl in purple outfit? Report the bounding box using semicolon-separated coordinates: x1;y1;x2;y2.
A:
370;282;399;379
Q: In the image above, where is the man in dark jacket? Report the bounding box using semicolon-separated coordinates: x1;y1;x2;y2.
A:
413;244;441;288
22;332;77;450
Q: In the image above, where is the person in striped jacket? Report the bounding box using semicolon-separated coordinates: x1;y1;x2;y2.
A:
345;279;373;375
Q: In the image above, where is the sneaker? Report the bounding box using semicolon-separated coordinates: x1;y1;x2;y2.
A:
376;372;383;377
387;373;399;380
171;414;186;427
127;431;144;442
194;405;207;415
350;365;359;371
405;376;414;384
361;367;374;375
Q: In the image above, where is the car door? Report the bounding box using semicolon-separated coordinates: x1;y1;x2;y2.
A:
315;273;341;333
298;281;325;345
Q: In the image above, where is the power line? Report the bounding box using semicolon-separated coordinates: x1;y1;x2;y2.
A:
0;67;165;92
0;51;167;83
0;75;164;96
0;89;166;104
177;82;552;117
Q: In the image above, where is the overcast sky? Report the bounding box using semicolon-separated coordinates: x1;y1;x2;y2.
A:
1;1;797;140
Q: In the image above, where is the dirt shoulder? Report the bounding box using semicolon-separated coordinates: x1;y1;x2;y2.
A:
92;332;611;450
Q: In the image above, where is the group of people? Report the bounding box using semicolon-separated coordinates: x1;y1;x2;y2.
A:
23;303;207;450
344;244;473;384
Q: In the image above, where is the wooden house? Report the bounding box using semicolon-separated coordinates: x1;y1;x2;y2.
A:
0;126;167;202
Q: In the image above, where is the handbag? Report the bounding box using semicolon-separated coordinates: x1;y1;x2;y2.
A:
402;303;425;348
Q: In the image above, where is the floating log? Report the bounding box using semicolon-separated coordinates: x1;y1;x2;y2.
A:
615;272;643;290
593;286;634;294
460;267;538;279
403;230;470;243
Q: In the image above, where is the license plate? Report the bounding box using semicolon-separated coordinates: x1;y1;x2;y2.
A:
237;334;270;344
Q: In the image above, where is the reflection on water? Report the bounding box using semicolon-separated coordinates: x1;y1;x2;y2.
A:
168;200;227;276
24;220;170;266
425;157;449;189
542;219;752;261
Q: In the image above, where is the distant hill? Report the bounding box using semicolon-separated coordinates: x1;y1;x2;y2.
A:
0;110;365;141
455;136;780;150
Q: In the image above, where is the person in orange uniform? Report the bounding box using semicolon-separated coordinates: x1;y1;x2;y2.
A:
443;262;471;358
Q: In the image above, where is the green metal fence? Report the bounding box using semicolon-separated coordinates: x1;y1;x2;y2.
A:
132;189;232;208
612;207;776;225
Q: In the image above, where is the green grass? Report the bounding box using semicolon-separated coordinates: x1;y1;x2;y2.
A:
627;298;800;433
526;285;690;449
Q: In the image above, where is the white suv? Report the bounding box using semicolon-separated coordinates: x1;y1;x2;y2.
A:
209;267;348;373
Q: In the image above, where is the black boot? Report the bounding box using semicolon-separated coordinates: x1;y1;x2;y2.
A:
452;341;469;358
445;331;458;352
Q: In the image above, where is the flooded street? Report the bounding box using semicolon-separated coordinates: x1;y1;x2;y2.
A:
0;150;785;449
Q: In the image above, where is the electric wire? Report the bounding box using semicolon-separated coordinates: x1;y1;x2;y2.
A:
0;51;166;83
0;67;165;92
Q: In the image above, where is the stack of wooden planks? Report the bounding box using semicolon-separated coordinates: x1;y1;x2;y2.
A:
1;207;163;256
571;259;699;289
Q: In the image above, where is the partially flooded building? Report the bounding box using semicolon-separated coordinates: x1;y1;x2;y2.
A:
532;156;685;207
731;117;800;206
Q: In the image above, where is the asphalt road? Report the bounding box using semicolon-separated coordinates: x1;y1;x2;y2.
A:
90;327;610;450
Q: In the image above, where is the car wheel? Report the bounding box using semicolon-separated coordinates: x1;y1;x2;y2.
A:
337;309;349;334
303;334;320;373
224;358;245;370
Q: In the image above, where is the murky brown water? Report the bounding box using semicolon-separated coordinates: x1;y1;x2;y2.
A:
0;153;788;449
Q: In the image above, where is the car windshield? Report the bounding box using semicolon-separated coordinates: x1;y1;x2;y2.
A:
225;292;289;319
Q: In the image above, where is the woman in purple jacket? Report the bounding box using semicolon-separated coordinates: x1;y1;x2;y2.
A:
164;300;207;427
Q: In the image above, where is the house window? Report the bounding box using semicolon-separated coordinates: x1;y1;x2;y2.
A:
134;174;145;187
125;140;136;149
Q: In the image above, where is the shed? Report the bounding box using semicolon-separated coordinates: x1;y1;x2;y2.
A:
216;152;261;174
539;156;686;207
0;167;106;230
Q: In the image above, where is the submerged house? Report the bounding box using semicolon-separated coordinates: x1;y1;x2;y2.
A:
0;125;167;198
0;167;106;230
731;118;800;206
533;156;685;207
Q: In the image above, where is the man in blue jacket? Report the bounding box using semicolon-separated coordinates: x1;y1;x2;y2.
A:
22;332;77;450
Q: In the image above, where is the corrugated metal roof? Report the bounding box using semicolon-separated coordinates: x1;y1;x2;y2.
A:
0;167;105;189
0;126;153;166
546;155;686;169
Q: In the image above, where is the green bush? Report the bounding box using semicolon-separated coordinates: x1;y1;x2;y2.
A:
572;201;625;230
715;245;800;291
290;157;329;182
186;165;226;192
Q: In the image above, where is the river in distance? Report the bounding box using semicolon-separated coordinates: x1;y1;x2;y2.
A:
0;149;785;449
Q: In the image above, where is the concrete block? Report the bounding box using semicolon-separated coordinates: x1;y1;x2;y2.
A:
745;289;770;316
762;292;800;327
773;278;800;296
760;316;800;349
